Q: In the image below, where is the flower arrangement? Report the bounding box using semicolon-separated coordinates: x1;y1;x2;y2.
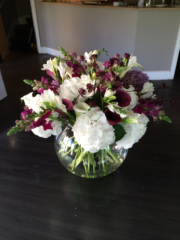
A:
8;47;171;177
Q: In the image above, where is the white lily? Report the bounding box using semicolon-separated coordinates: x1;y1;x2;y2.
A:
56;61;73;80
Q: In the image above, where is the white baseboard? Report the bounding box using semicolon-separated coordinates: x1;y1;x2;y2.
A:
0;69;7;100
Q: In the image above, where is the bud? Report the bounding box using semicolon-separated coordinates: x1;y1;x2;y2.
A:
124;53;130;59
50;102;56;108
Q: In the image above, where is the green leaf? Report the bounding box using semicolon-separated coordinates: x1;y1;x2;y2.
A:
120;63;144;78
113;124;126;142
121;118;138;124
23;79;35;87
158;114;171;123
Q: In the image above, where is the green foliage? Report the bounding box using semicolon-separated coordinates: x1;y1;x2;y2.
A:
23;79;35;87
7;125;24;136
113;106;127;115
121;118;137;124
113;124;126;142
97;48;108;59
159;114;171;123
113;66;126;74
103;96;116;104
58;46;68;57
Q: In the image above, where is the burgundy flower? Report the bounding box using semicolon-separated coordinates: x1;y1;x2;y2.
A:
133;105;145;114
89;100;97;107
115;89;131;107
78;88;86;97
103;61;112;68
55;109;67;118
20;107;33;121
114;54;121;60
37;88;44;94
89;54;97;60
90;62;98;68
46;70;59;83
79;55;85;61
104;109;122;125
124;53;130;59
96;69;105;78
86;83;95;93
62;99;73;110
170;99;177;106
99;84;106;94
150;109;159;117
41;110;52;119
160;82;166;88
72;52;77;59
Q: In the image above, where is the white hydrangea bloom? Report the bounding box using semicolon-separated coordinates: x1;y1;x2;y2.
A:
72;107;115;153
21;89;66;113
116;113;149;149
59;76;95;103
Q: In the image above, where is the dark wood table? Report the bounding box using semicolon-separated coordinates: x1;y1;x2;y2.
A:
0;52;180;240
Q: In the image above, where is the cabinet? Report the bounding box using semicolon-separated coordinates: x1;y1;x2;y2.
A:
0;14;9;59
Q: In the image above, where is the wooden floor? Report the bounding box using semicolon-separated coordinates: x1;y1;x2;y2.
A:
0;51;180;240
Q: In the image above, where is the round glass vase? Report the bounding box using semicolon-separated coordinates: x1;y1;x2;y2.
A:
54;124;128;178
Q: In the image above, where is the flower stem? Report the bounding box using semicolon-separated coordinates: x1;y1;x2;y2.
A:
105;148;120;164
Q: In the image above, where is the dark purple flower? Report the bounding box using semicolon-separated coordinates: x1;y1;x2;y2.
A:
121;70;149;92
133;105;145;114
41;76;49;85
99;84;106;94
90;62;98;68
89;100;97;107
62;99;73;110
78;88;86;97
96;69;105;78
150;109;159;117
113;60;120;67
104;109;122;125
115;89;131;107
86;83;95;93
89;54;97;60
55;109;67;118
79;55;85;61
124;53;130;59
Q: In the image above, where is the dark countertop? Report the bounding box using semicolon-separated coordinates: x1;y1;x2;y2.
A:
0;51;180;240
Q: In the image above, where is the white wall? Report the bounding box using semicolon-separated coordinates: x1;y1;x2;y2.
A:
32;0;180;79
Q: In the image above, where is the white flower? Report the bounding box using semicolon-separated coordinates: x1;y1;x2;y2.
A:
127;56;137;68
59;76;95;102
96;61;105;71
41;59;54;72
104;89;116;98
32;120;62;138
140;82;154;99
21;89;66;113
116;113;149;149
72;107;115;153
73;102;90;116
123;85;139;109
141;82;154;93
84;50;98;64
56;61;73;79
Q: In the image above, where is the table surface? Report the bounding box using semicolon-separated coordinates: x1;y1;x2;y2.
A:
0;51;180;240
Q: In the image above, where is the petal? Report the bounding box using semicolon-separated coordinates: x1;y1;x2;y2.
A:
104;109;122;125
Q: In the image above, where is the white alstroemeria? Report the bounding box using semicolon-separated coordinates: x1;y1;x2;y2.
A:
72;107;115;153
141;82;154;93
116;113;149;149
96;61;105;71
84;50;98;64
56;61;73;80
140;82;154;99
73;102;90;116
123;85;139;109
52;58;58;68
41;59;54;72
21;89;66;114
104;89;116;98
127;56;137;68
21;92;33;106
107;103;134;119
120;56;143;78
